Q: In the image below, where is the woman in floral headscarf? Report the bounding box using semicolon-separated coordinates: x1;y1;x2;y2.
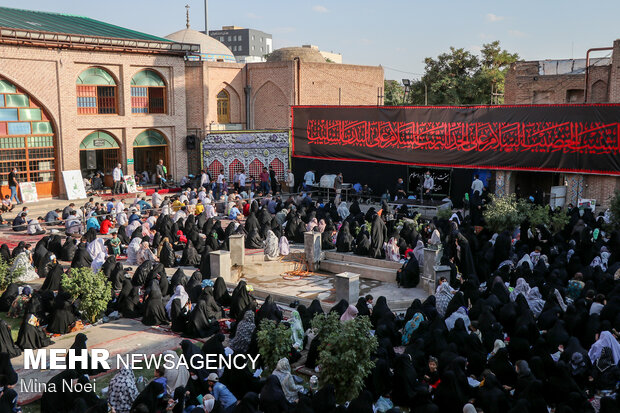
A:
229;310;256;354
108;367;139;413
401;312;424;345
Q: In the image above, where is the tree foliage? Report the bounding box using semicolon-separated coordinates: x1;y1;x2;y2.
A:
484;195;570;234
408;41;519;105
610;192;620;230
0;257;14;291
483;194;524;233
61;267;112;323
384;80;405;106
518;202;569;234
312;312;377;403
256;319;293;373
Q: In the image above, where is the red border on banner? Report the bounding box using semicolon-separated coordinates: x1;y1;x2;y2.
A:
290;104;620;176
291;153;620;176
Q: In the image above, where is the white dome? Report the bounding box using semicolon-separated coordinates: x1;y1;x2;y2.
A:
165;28;236;62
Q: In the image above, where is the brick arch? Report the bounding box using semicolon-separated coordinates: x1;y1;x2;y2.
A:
207;160;224;180
218;82;242;123
0;74;59;197
252;81;289;129
228;158;244;180
591;80;608;103
269;158;285;181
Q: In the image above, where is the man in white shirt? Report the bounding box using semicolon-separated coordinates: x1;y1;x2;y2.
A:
423;171;434;195
117;208;128;227
27;216;46;235
471;175;484;196
303;170;315;191
115;200;125;221
198;188;208;205
239;170;246;191
232;172;240;192
112;163;123;194
151;190;163;209
200;170;210;189
173;206;188;224
285;169;295;193
205;202;217;218
65;211;82;236
179;191;189;204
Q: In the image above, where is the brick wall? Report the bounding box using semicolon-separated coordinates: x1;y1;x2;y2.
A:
299;62;383;106
504;62;587;104
503;53;620;209
186;59;384;134
204;62;246;128
0;44;189;196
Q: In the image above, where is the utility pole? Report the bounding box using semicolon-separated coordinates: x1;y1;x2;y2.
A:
424;82;428;105
204;0;208;33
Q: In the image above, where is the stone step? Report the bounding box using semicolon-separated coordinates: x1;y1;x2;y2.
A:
319;259;398;283
322;251;403;270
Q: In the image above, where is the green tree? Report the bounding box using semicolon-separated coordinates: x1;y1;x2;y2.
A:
384;80;405;105
409;41;519;105
610;191;620;229
256;319;293;373
483;194;524;233
312;312;377;403
61;267;112;323
0;257;14;291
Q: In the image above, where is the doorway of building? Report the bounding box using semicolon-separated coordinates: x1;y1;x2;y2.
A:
513;171;562;204
133;130;169;182
79;131;121;187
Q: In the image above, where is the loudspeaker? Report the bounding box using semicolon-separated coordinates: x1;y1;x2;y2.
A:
186;135;197;150
86;150;96;170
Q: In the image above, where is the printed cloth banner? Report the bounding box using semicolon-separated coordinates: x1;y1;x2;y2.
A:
62;170;87;200
291;105;620;175
124;175;138;193
18;182;38;203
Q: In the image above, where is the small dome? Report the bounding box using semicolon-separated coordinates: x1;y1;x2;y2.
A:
165;28;236;62
267;47;325;63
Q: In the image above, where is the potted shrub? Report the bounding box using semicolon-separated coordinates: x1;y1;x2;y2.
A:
61;267;112;323
256;319;293;373
312;312;378;404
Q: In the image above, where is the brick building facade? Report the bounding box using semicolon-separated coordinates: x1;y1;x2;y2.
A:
503;39;620;209
0;44;190;197
0;9;383;198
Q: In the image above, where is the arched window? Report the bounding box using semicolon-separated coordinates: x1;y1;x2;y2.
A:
269;158;285;181
0;77;56;193
228;159;244;181
248;159;264;180
217;90;230;124
76;67;117;114
131;70;166;114
208;160;224;181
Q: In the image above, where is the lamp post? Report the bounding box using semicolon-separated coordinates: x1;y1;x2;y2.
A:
402;78;411;104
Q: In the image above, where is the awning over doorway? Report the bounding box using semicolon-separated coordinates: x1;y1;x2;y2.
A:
134;129;166;147
80;131;119;150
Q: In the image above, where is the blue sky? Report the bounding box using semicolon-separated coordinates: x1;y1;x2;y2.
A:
3;0;619;80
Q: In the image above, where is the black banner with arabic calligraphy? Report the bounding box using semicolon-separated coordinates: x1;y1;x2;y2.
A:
291;105;620;175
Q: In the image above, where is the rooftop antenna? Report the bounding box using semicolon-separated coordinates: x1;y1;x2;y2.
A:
185;4;190;29
204;0;208;33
